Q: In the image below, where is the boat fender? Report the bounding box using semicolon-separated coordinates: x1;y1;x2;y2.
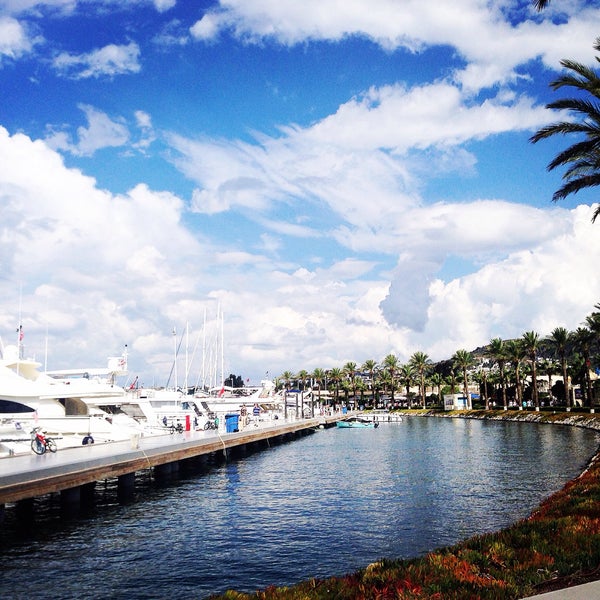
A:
82;435;95;445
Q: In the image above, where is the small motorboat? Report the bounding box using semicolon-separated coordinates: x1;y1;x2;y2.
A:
336;418;378;428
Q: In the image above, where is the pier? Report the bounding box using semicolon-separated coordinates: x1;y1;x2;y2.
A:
0;415;342;510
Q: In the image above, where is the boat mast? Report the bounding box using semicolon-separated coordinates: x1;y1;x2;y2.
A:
184;321;189;392
173;326;178;391
220;307;224;389
202;307;206;391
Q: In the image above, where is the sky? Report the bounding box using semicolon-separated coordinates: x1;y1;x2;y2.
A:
1;0;600;388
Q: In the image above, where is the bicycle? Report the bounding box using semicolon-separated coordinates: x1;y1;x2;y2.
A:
204;418;219;430
31;427;57;455
169;422;184;434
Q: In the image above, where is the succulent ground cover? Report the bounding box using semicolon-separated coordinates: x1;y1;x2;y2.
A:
212;411;600;600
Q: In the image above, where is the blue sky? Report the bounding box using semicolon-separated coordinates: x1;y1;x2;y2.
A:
1;0;600;387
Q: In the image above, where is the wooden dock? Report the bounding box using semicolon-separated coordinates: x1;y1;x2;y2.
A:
0;416;342;507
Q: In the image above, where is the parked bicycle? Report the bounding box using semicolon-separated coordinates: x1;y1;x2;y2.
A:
204;417;219;430
169;422;184;434
31;427;57;455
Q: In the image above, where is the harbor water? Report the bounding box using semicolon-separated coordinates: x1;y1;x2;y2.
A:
1;416;599;599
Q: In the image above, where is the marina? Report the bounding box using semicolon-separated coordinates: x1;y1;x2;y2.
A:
0;417;597;599
0;413;342;508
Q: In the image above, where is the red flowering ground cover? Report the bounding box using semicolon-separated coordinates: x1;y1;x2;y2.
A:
212;413;600;600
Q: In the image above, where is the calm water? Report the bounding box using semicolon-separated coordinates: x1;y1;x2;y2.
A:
1;417;598;599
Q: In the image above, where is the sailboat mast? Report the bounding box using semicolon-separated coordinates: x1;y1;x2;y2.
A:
173;326;178;391
220;308;224;388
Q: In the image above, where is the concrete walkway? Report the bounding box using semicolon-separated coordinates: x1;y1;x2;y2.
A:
522;580;600;599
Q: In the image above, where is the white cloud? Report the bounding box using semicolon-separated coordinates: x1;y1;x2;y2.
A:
153;0;175;12
45;104;130;156
1;125;599;384
189;0;600;92
52;41;141;79
0;16;34;62
414;205;600;361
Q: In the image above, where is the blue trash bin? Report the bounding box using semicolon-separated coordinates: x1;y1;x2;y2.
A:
225;413;239;433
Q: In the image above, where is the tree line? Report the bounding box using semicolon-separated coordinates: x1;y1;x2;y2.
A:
275;303;600;411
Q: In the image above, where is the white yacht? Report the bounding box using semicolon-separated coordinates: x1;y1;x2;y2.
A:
0;343;149;455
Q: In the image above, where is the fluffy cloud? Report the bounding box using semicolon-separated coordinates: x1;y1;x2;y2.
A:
0;16;35;62
52;41;141;79
1;125;599;382
190;0;600;92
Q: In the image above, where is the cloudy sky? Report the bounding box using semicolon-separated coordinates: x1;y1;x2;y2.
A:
1;0;600;388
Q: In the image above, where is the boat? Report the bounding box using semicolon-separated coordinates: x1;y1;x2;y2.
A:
0;340;161;455
337;417;379;428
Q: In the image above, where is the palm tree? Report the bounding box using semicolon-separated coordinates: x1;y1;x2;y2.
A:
399;364;415;407
362;359;378;406
343;361;358;408
530;37;600;224
382;354;399;403
429;372;444;407
311;368;325;417
452;349;474;407
572;327;595;407
297;369;310;391
534;0;550;9
312;367;326;414
280;370;294;391
378;370;393;406
522;331;541;409
328;367;343;406
488;338;508;409
505;340;526;408
280;370;294;419
546;326;572;408
410;351;431;408
446;368;458;395
474;368;490;409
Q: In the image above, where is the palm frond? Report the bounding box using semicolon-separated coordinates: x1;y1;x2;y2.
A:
553;174;600;201
552;61;600;92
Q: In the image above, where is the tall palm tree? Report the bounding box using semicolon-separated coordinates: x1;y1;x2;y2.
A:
546;326;572;408
446;368;458;395
452;349;474;407
429;372;444;406
362;359;378;406
398;364;415;407
343;361;358;407
522;331;541;409
280;370;294;419
328;367;343;406
378;370;393;406
474;368;490;409
280;370;294;391
505;340;526;407
410;351;431;408
572;326;595;407
312;367;326;414
530;37;600;224
488;338;508;409
297;369;309;391
382;354;399;403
